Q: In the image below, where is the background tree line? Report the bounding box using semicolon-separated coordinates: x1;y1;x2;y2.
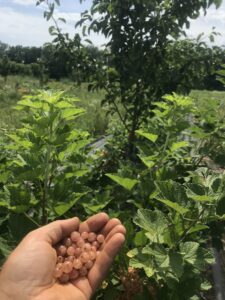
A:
0;39;104;83
0;37;225;91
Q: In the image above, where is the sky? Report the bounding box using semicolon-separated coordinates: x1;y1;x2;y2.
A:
0;0;225;48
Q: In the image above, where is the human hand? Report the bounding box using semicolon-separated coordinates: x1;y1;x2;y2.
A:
0;213;126;300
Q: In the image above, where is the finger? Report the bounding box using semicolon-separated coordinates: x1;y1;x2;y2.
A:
79;213;109;233
31;217;80;245
101;218;121;236
104;224;126;244
88;232;125;291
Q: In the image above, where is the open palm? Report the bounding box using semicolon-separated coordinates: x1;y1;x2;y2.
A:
0;213;126;300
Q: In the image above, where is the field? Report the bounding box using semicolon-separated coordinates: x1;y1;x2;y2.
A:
2;75;225;135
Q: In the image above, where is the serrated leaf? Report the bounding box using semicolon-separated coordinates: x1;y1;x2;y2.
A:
155;180;189;208
134;209;167;243
106;174;138;191
61;108;85;119
130;254;154;277
180;242;199;265
17;98;43;109
136;130;158;143
8;134;33;149
155;198;189;214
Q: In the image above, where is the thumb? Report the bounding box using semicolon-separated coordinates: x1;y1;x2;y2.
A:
30;217;80;245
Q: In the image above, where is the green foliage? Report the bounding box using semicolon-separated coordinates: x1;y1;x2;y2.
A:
0;91;92;235
102;92;225;299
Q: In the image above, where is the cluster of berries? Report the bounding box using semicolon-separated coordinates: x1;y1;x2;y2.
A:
54;231;105;283
118;267;143;299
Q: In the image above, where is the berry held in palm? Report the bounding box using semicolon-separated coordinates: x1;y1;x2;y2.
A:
54;231;105;283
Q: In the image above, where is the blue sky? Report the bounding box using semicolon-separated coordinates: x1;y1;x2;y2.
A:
0;0;225;47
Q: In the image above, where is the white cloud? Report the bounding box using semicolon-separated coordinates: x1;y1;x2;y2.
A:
0;6;106;47
0;1;224;48
12;0;36;6
0;7;51;46
186;2;225;46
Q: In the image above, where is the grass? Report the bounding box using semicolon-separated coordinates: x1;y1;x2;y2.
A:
190;89;225;102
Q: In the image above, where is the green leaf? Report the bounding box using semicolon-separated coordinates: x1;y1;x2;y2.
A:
8;134;33;149
170;141;189;152
134;230;148;247
138;156;155;169
83;201;111;213
54;193;84;216
169;252;184;278
214;0;222;9
58;17;66;23
201;281;212;291
61;108;85;120
0;236;12;258
155;198;189;214
180;242;199;265
155;180;189;208
0;201;9;208
186;184;208;202
188;224;209;234
188;194;215;202
8;213;38;242
55;101;74;108
0;215;8;226
136;130;158;143
127;248;139;258
130;254;155;277
143;245;169;268
106;174;138;191
217;196;225;216
134;209;167;243
17;98;43;109
82;191;111;214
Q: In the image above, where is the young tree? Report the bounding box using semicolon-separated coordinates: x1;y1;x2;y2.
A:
77;0;223;157
39;0;223;158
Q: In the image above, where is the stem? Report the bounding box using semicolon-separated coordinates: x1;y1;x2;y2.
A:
112;99;129;132
42;145;51;225
41;106;53;225
24;213;40;228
